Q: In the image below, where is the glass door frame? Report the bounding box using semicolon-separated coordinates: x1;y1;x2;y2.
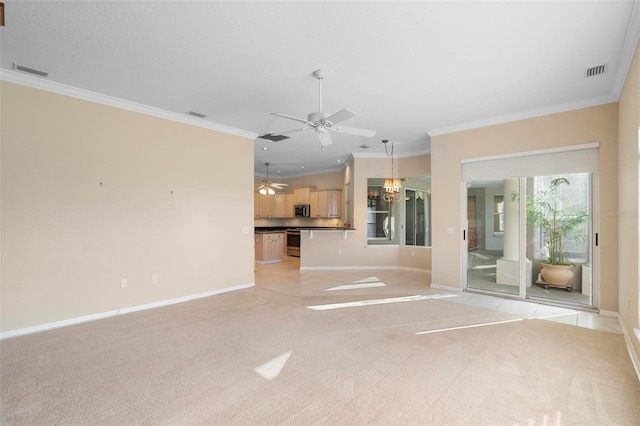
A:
461;175;599;310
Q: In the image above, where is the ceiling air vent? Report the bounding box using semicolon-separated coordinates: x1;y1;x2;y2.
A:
585;64;607;78
13;63;49;77
359;144;370;149
257;133;290;142
187;110;207;119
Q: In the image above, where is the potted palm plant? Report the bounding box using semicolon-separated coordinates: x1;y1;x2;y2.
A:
526;177;590;291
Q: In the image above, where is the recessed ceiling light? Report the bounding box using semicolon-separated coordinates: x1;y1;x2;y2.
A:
261;147;269;150
336;160;343;163
300;166;305;169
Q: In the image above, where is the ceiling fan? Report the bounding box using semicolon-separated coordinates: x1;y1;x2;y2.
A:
258;69;376;148
256;162;288;195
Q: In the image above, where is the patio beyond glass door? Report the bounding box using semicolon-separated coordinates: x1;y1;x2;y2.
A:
465;173;595;309
525;173;594;307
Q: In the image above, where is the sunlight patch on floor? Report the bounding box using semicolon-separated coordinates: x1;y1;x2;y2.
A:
471;265;497;270
307;294;457;311
416;318;524;335
352;277;382;283
254;351;292;380
325;282;386;291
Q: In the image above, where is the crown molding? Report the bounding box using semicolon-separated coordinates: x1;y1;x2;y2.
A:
427;94;617;137
351;147;431;159
1;69;259;140
611;0;640;98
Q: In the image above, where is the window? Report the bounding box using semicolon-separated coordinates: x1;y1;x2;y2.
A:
493;195;504;233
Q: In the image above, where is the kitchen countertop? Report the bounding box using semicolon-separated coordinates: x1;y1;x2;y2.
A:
255;227;356;233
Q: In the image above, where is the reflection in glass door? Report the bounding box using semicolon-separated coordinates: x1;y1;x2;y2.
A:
405;189;429;246
466;179;520;296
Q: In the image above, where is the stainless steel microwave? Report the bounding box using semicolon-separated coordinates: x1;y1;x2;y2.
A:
294;204;310;218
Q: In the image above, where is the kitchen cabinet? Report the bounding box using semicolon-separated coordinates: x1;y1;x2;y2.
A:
254;192;266;218
255;232;284;264
285;193;295;218
310;190;341;218
309;191;319;217
293;188;311;205
274;193;287;218
254;193;277;218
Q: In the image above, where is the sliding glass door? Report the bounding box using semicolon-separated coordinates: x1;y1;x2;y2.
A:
464;172;595;308
466;179;520;296
525;173;594;306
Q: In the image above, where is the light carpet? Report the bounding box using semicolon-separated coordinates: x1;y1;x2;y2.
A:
1;263;639;425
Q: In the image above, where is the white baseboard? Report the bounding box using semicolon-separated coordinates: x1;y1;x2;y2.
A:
430;282;463;292
300;265;430;273
612;313;640;384
598;309;618;318
0;282;255;340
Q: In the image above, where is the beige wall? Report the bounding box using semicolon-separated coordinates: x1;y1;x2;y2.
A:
301;154;432;272
1;82;255;333
618;41;640;359
431;103;619;311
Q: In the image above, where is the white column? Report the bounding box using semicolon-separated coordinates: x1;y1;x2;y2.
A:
502;178;519;261
497;178;529;286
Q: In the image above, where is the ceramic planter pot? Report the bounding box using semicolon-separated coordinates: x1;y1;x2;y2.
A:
540;263;574;287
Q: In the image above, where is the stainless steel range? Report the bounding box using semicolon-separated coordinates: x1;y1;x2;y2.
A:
286;230;300;257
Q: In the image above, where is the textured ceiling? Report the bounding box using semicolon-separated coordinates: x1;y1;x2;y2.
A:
1;1;639;178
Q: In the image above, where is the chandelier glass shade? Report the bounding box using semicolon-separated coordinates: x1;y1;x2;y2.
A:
383;178;402;194
259;187;275;196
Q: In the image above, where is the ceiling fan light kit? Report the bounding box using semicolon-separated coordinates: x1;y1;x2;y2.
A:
261;69;376;149
256;162;288;195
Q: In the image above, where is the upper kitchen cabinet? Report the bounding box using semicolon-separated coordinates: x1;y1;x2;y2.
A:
254;193;277;218
273;193;287;218
293;188;311;205
310;190;341;218
285;193;295;218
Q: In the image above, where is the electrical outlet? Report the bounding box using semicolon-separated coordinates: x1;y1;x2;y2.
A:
338;249;342;255
411;251;415;257
120;279;127;288
152;274;158;284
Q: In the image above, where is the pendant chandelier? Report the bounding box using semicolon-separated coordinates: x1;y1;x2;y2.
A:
382;140;401;203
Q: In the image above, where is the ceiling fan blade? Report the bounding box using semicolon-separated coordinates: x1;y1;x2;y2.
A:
271;112;313;125
331;125;376;138
278;126;313;135
325;108;356;125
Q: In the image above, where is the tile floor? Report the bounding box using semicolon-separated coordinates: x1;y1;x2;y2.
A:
257;255;622;336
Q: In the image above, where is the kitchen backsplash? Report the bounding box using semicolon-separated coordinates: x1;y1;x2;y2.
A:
254;217;345;228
